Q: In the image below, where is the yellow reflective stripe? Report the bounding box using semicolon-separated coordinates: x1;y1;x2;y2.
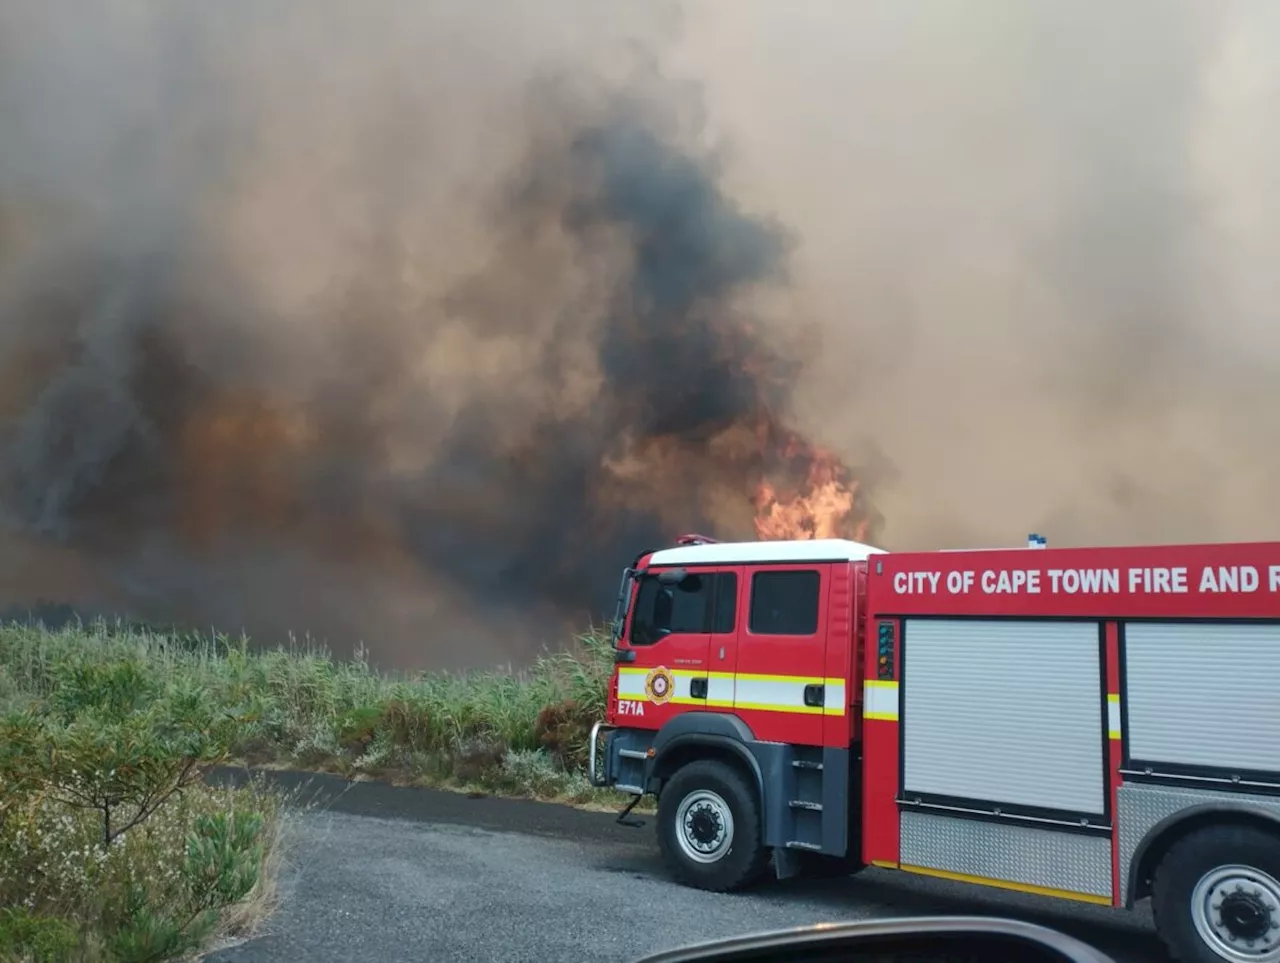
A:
614;667;847;715
615;669;737;707
730;702;846;717
898;863;1112;906
618;667;844;686
732;672;845;686
615;670;648;699
863;679;899;721
1108;693;1121;740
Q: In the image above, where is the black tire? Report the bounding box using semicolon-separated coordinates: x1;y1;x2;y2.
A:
656;758;770;892
1152;823;1280;963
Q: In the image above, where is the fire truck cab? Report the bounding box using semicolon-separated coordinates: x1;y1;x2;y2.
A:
588;534;1280;963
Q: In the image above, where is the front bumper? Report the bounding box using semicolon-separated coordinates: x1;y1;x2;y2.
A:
587;720;614;787
587;721;655;796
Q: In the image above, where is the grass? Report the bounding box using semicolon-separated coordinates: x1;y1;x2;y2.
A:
0;626;299;963
0;618;641;810
0;616;648;961
0;619;650;957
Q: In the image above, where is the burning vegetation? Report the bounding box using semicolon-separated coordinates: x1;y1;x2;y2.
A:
750;417;873;542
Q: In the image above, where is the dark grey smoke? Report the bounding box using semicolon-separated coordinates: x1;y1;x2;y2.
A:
0;4;875;667
387;107;812;611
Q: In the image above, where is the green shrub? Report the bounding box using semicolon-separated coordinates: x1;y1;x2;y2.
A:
0;617;628;804
0;781;281;963
0;907;80;963
0;647;283;963
0;615;645;957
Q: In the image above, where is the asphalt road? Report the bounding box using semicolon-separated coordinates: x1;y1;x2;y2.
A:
204;769;1166;963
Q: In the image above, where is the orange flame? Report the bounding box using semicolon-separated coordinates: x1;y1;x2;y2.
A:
751;424;869;541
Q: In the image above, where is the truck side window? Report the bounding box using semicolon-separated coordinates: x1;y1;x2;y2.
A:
749;570;820;635
629;573;711;645
712;572;737;634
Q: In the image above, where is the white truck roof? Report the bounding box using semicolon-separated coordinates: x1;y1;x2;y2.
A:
647;538;888;567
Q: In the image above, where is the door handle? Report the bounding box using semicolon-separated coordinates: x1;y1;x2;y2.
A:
803;684;825;708
690;678;708;700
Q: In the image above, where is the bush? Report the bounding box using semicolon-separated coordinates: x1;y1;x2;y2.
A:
0;908;79;963
0;781;282;963
0;620;628;805
0;614;640;960
0;640;283;963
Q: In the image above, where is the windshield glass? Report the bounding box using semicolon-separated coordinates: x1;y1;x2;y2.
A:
610;567;637;644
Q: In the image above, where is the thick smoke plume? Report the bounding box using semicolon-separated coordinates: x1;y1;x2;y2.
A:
5;1;1280;668
673;0;1280;552
0;0;878;667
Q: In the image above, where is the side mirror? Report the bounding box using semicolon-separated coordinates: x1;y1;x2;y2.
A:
656;568;688;586
629;916;1116;963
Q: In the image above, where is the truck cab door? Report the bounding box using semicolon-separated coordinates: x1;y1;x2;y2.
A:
733;562;831;747
617;569;716;725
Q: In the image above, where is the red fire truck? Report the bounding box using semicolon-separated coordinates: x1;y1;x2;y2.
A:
588;534;1280;963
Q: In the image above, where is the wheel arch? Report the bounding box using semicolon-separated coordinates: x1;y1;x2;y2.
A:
647;712;763;803
1128;803;1280;907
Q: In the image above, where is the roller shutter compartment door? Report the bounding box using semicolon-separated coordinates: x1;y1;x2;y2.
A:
1124;621;1280;775
902;619;1105;816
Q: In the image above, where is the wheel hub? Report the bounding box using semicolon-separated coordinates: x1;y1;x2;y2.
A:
1192;865;1280;962
689;807;722;846
1223;893;1272;943
674;789;735;864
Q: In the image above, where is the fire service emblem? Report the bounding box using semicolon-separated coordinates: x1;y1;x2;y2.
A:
645;666;675;705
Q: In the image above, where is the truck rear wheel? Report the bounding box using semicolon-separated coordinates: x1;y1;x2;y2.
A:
656;758;769;892
1152;823;1280;963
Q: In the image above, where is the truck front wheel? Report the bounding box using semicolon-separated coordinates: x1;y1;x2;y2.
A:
1152;823;1280;963
656;758;769;892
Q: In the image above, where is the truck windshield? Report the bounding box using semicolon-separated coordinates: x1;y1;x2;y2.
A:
610;567;637;645
614;571;714;646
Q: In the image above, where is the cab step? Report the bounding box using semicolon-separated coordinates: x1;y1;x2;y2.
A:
789;799;824;811
791;759;824;771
